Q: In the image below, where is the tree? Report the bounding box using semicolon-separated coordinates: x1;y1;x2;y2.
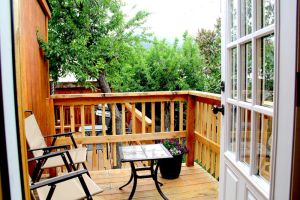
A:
110;33;205;129
39;0;150;137
196;18;221;93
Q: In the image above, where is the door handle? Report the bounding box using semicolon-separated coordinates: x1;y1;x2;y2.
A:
212;105;224;115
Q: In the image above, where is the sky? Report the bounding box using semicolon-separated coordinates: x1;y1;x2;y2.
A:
123;0;221;42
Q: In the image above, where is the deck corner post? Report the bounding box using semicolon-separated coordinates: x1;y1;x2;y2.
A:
186;95;196;167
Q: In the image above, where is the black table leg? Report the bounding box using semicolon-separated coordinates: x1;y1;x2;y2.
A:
150;161;163;186
153;161;168;200
120;160;168;200
128;162;137;200
119;171;133;190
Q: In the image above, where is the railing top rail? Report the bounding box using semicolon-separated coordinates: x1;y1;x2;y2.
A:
51;90;221;100
188;91;221;101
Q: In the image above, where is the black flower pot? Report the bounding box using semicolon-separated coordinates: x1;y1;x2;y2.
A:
159;153;183;179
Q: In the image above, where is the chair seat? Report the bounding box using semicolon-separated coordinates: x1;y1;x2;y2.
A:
36;174;103;200
42;147;87;169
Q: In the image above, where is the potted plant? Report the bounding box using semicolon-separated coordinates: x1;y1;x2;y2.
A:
159;139;187;179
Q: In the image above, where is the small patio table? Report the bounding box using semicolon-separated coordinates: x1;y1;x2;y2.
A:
119;144;173;200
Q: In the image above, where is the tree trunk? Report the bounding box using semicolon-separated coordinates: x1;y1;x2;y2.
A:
98;72;122;135
98;71;122;168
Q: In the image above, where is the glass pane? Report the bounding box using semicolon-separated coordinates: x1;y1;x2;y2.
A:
255;113;272;182
244;0;252;35
257;34;275;107
240;108;251;165
228;104;237;152
242;42;252;102
262;0;275;28
231;48;237;99
230;0;238;41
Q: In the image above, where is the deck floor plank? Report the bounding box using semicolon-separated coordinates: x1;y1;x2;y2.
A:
91;163;218;200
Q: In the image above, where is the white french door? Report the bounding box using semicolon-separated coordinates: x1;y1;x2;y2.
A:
220;0;297;200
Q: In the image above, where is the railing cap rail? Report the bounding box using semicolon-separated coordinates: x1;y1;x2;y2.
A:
51;90;221;100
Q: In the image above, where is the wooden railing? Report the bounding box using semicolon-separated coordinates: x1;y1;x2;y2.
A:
190;91;221;179
48;91;221;179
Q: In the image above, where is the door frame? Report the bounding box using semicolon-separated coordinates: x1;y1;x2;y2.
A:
270;0;297;199
219;0;298;199
0;0;24;199
290;1;300;199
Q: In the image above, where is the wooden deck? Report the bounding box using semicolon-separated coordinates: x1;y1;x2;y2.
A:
90;163;218;200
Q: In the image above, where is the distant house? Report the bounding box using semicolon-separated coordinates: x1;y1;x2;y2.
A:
53;74;101;94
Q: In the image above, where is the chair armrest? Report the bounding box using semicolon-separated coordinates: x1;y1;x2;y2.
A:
45;132;79;148
28;150;68;162
44;132;77;138
30;169;88;190
28;145;69;152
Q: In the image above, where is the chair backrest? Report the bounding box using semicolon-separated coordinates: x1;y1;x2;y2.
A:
25;114;47;157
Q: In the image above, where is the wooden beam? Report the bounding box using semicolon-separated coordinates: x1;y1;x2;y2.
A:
186;95;195;166
55;131;187;144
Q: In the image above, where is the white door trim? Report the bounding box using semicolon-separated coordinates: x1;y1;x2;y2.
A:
270;0;297;199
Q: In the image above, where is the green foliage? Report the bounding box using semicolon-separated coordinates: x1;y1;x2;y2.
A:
40;0;222;94
110;33;206;92
39;0;150;84
195;18;221;94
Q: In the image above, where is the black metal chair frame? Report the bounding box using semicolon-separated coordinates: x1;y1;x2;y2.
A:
29;151;93;200
25;110;89;181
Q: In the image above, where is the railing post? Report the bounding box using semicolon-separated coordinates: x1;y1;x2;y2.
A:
46;98;57;177
186;95;195;166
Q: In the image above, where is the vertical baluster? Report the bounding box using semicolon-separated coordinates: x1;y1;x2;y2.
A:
197;140;201;164
151;102;155;133
195;141;199;163
122;104;126;135
80;105;85;137
215;154;220;179
199;103;203;134
217;112;221;144
70;106;75;132
170;101;174;132
91;105;97;170
211;109;217;176
161;102;165;132
206;104;211;173
59;105;64;133
202;103;207;168
112;104;117;167
195;101;200;132
101;104;108;169
142;102;146;133
132;103;136;134
199;142;203;165
179;102;183;131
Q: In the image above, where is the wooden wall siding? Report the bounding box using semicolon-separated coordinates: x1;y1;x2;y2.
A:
14;0;51;198
18;0;51;135
50;91;222;174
